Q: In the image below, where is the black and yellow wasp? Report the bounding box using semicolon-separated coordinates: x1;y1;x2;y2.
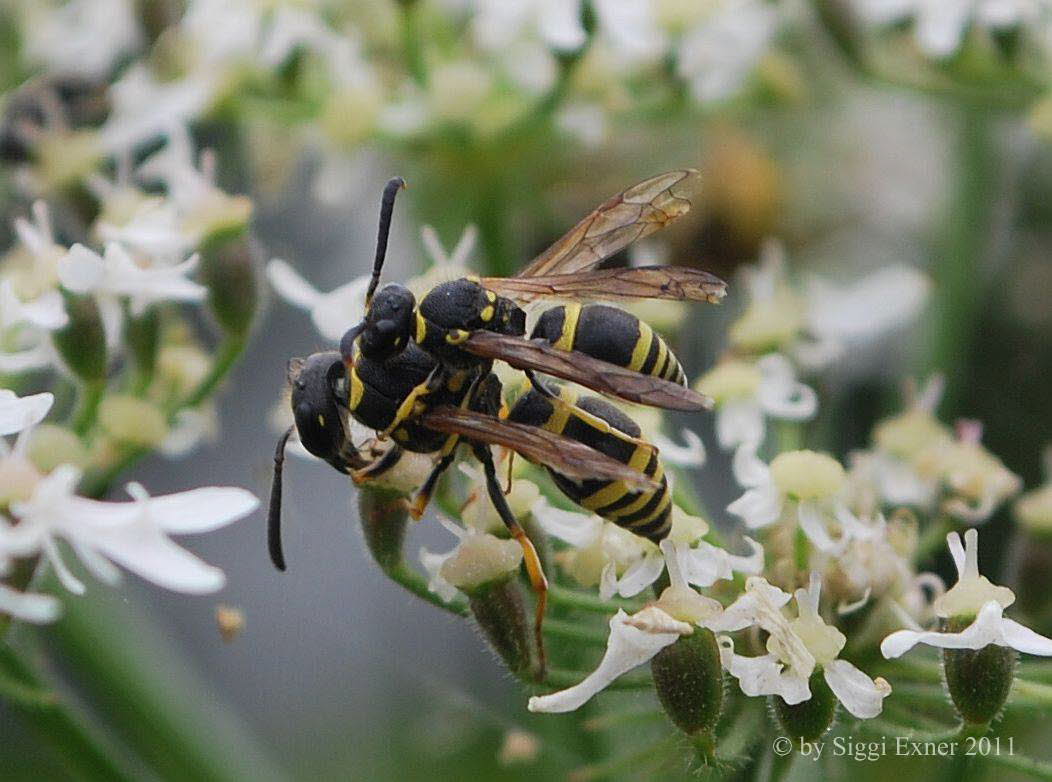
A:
270;170;725;672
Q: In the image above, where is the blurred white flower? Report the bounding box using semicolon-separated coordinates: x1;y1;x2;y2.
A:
882;529;1052;658
2;465;258;610
711;574;892;717
695;353;816;453
419;515;523;600
851;0;1041;59
0;390;54;437
101;66;217;154
926;420;1023;524
58;243;206;347
675;0;778;103
20;0;142;80
798;263;931;369
266;259;369;342
728;447;850;553
472;0;589;54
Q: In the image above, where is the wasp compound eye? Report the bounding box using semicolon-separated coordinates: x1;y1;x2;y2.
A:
291;352;349;470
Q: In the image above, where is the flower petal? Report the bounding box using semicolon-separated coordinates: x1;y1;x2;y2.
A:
718;638;811;705
881;600;1007;658
718;402;763;452
614;550;666;597
1000;618;1052;656
823;659;890;718
130;485;259;533
727;482;783;529
266;259;322;309
531;498;602;549
797;500;843;553
528;609;682;713
0;584;61;623
652;427;706;467
57;244;105;293
419;546;460;603
0;391;53;436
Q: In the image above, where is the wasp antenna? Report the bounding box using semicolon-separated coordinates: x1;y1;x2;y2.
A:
268;425;294;572
365;176;406;307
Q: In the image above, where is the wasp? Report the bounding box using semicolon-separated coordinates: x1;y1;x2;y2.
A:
270;171;725;673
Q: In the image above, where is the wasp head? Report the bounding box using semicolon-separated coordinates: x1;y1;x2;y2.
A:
356;283;416;361
289;351;354;473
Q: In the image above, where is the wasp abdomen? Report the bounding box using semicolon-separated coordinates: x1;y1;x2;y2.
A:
508;388;672;543
531;303;686;386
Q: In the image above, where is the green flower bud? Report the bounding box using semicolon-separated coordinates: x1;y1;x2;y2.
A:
464;576;535;678
773;670;837;742
27;424;88;472
650;627;724;736
357;486;409;573
97;395;168;447
942;616;1015;725
200;237;258;336
52;292;107;382
125;304;161;385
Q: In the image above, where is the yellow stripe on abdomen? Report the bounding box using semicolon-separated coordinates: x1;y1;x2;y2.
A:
554;303;581;351
628;321;655;372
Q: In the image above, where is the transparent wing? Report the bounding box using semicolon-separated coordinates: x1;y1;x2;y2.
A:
484;265;726;304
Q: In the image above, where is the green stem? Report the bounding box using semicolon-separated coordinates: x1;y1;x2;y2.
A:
180;335;247;410
0;643;136;782
569;735;677;781
544;617;609;645
72;379;105;436
383;562;469;617
987;751;1052;781
399;0;427;86
548;584;644;614
929;107;997;415
582;706;664;732
1011;677;1052;705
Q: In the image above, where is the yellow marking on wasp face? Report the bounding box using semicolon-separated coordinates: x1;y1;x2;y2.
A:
394;429;409;443
446;329;470;345
414;311;427;343
629;322;655;372
349;369;364;409
485;290;496;303
480;305;495;322
318;414;325;427
554;303;581;351
466;274;481;283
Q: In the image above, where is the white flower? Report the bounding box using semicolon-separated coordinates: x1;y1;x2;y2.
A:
2;464;258;604
711;574;891;718
266;259;369;342
472;0;589;54
666;509;766;588
675;0;778;103
58;242;206;347
728;447;850;553
528;543;722;713
925;420;1022;524
881;529;1052;658
100;65;218;154
0;390;54;436
798;263;930;369
0;280;66;373
21;0;142;80
531;497;665;600
695;353;816;452
418;515;523;601
851;0;1040;59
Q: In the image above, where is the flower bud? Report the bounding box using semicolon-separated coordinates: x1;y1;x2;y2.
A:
440;535;532;675
464;576;535;677
27;424;88;472
942;615;1015;725
772;670;837;742
650;627;724;736
125;305;161;383
52;292;107;382
200;237;258;336
770;450;845;501
97;395;168;447
694;360;761;405
358;486;409;573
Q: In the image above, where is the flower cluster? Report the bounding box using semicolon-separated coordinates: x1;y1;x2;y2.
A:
1;121;261;624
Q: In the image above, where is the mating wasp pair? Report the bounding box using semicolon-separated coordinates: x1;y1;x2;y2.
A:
270;170;726;672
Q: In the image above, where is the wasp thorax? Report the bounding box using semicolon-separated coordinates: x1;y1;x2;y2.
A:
359;283;416;360
290;351;351;471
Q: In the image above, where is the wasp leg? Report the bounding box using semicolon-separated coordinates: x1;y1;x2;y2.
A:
351;444;405;484
409;434;460;519
474;443;548;680
525;368;557;399
381;365;446;438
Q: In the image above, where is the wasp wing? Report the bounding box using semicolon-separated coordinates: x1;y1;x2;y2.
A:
516;169;699;278
421;406;658;491
461;331;713;411
482;266;726;304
